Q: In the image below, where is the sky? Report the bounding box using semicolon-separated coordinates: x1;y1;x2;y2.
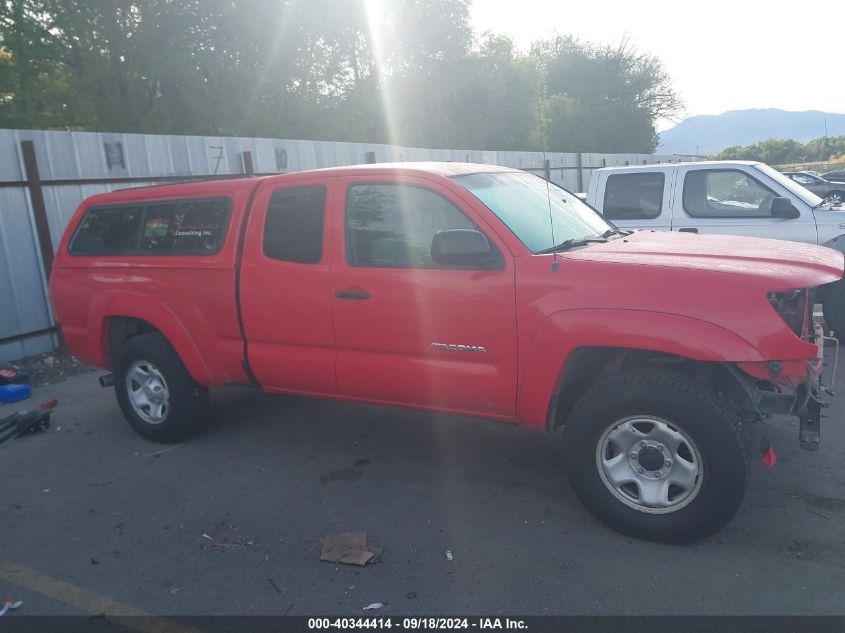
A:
471;0;845;129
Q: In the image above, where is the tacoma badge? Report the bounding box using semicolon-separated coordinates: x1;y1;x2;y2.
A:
430;343;487;353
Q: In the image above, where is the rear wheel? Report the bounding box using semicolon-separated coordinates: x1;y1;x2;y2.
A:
564;369;749;543
114;332;209;443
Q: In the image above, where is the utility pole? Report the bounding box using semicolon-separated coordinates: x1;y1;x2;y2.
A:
824;118;830;171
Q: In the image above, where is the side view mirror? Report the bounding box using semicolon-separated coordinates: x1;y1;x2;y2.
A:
771;197;800;219
431;229;501;269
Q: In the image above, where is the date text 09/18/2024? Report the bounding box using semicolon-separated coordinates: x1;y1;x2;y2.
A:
307;618;527;630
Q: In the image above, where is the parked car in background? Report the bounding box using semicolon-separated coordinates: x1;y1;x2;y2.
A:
822;169;845;182
784;171;845;203
49;162;841;544
584;160;845;334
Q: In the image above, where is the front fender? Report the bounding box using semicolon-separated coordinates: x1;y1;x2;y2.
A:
87;291;215;385
516;309;765;430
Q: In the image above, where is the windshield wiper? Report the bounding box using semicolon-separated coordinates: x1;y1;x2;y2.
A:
598;228;631;239
536;236;608;254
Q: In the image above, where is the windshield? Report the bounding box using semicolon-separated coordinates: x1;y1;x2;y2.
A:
453;172;613;253
753;163;823;207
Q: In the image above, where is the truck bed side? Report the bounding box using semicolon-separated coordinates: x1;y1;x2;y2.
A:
49;178;261;386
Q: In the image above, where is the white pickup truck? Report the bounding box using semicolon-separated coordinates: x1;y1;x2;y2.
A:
584;160;845;333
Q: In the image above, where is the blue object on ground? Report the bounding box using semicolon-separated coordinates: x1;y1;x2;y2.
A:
0;383;31;404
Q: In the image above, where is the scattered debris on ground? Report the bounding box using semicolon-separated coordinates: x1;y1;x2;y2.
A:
136;444;183;459
5;349;94;388
0;383;30;404
0;364;28;386
363;602;385;610
201;513;257;553
0;600;23;616
445;549;454;561
320;532;382;566
0;408;52;444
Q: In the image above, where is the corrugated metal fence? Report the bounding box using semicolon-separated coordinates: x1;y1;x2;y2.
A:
0;128;702;361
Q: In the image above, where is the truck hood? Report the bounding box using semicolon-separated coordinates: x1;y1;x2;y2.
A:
564;230;844;288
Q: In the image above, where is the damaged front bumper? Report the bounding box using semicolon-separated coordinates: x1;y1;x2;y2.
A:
797;324;838;450
729;322;839;450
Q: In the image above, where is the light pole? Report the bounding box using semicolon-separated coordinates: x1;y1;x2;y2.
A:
824;118;829;172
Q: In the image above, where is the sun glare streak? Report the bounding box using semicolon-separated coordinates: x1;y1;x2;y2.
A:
364;0;458;434
362;0;401;151
239;6;295;130
363;0;474;545
362;0;440;401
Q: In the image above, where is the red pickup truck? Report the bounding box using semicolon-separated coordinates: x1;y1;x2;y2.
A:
49;162;842;543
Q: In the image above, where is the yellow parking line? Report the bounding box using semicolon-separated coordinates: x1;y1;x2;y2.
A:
0;560;199;633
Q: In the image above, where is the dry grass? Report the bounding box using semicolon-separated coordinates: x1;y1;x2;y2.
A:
775;157;845;173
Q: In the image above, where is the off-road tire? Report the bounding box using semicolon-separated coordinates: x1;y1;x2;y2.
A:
114;332;210;443
564;369;750;544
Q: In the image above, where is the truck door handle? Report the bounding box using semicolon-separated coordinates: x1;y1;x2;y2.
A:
678;227;698;233
335;290;371;300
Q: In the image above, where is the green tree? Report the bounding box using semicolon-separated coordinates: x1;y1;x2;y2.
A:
805;136;845;162
0;0;71;128
0;0;682;155
376;33;541;150
533;35;683;152
715;136;845;164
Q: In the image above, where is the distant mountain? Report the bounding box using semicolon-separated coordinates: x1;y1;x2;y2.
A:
658;109;845;156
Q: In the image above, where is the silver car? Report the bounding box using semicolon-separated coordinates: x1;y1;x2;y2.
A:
822;170;845;182
785;171;845;203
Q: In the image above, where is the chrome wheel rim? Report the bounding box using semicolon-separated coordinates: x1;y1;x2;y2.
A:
126;360;170;425
595;416;703;514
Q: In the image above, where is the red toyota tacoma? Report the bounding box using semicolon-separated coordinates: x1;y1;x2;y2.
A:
49;163;842;543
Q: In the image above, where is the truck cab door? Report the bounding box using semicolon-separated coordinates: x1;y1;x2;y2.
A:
239;177;338;394
671;166;817;243
329;175;518;417
595;169;672;232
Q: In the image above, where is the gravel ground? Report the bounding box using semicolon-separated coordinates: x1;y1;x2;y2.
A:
3;348;95;387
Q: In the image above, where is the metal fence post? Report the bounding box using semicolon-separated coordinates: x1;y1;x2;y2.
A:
366;151;377;164
576;153;583;192
242;150;255;176
21;140;54;279
544;158;551;181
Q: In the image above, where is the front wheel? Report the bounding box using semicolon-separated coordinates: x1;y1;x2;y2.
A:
822;281;845;337
564;370;749;543
826;191;844;206
114;332;210;443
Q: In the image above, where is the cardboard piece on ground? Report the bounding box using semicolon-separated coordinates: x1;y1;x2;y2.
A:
320;532;382;566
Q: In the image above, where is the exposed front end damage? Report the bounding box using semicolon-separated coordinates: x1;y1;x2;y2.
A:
729;317;838;451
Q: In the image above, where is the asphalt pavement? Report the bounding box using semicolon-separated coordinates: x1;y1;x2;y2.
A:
2;361;845;616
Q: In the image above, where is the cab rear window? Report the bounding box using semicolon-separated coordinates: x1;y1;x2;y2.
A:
603;172;664;220
69;197;231;255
